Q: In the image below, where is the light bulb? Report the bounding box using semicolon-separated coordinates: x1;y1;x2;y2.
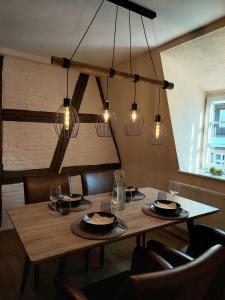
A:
64;106;70;130
103;109;109;123
155;121;160;139
131;110;137;122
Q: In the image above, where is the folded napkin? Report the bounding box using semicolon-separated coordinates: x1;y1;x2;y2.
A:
156;201;177;209
63;195;82;202
87;213;114;225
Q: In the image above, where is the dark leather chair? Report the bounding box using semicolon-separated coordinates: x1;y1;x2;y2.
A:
81;170;116;270
81;170;115;196
147;224;225;267
21;174;71;293
24;173;71;204
59;244;225;300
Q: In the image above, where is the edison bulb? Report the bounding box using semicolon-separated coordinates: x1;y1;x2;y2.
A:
103;109;109;123
155;121;160;139
64;106;70;130
131;110;137;122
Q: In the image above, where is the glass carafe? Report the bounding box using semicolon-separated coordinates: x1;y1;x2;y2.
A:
114;170;125;210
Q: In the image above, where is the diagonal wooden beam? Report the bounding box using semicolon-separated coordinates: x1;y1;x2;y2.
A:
0;56;3;225
96;77;121;165
49;73;89;173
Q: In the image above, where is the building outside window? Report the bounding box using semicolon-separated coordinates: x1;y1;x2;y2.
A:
201;92;225;174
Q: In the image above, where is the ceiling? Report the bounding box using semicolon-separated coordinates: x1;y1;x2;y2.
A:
0;0;224;66
161;26;225;91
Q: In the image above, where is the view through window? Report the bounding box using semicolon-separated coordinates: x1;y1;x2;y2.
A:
202;93;225;173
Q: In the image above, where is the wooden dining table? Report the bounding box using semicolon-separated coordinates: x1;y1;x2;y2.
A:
7;187;219;293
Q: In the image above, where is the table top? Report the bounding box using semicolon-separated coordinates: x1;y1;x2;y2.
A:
7;187;219;264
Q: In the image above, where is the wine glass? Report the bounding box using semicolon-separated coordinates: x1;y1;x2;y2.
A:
168;181;180;198
49;185;62;211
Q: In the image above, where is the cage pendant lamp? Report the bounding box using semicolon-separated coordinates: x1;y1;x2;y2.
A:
55;67;80;138
124;11;144;136
124;82;144;136
148;89;167;145
95;4;118;138
95;77;117;137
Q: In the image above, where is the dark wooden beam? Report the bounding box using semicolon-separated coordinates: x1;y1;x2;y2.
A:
107;0;156;20
3;163;121;184
3;109;98;124
49;73;89;173
0;56;3;224
96;77;121;164
61;163;121;176
3;168;49;185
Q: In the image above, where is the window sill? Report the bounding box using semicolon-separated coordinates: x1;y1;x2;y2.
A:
178;170;225;182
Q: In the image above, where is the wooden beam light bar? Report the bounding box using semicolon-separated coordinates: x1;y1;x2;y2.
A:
51;56;174;90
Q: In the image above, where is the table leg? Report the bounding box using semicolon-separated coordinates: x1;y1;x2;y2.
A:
20;254;31;294
100;246;105;268
34;264;39;290
58;256;67;275
136;235;141;247
187;219;195;240
85;250;90;271
141;233;146;247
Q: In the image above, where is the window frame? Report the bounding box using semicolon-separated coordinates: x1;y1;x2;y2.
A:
201;92;225;170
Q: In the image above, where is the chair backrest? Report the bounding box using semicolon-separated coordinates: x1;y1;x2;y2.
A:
117;245;225;300
81;170;115;195
23;174;71;204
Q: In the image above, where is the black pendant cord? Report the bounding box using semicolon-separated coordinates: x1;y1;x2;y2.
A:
134;81;137;104
128;10;133;76
111;4;118;69
141;15;158;80
157;88;161;115
106;76;109;100
70;0;105;60
66;68;69;98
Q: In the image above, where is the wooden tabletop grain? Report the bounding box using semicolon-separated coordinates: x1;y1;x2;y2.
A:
7;187;219;264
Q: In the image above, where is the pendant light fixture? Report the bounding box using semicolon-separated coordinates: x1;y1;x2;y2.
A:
53;0;174;140
148;88;167;145
124;11;144;136
95;4;118;137
141;16;167;145
96;76;116;137
55;62;79;138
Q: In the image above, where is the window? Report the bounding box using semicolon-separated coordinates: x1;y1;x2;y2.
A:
202;93;225;170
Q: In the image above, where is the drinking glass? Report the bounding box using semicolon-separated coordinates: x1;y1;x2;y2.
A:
168;181;180;197
49;185;62;211
111;187;118;215
100;199;112;213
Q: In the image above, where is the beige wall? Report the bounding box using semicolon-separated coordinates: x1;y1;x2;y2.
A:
108;48;225;230
1;55;119;230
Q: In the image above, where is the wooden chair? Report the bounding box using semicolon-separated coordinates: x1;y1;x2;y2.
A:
24;173;71;204
59;244;225;300
147;224;225;267
21;174;71;293
81;170;115;270
81;170;115;196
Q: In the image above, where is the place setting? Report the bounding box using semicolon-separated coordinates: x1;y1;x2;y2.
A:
71;197;127;240
48;185;92;215
142;181;189;220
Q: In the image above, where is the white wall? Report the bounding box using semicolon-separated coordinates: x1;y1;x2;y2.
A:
161;50;206;173
1;55;119;230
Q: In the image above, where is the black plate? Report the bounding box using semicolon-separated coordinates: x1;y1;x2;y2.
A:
151;201;181;216
59;194;83;208
82;212;117;233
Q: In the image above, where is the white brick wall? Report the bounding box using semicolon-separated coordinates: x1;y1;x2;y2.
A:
1;56;119;230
